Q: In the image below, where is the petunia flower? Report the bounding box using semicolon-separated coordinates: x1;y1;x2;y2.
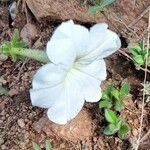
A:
30;20;121;124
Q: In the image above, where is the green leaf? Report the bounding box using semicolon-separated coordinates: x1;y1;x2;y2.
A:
88;0;115;14
32;142;41;150
105;109;117;124
14;41;29;48
133;55;145;65
0;86;8;95
102;85;114;100
139;40;145;50
100;0;115;8
45;140;52;150
104;124;118;135
118;124;129;139
101;92;109;101
111;89;120;101
88;6;101;15
116;116;124;129
12;29;20;44
128;45;141;55
99;100;111;108
120;82;130;97
114;100;124;112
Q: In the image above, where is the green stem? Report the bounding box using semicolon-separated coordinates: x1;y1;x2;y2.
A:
13;48;50;63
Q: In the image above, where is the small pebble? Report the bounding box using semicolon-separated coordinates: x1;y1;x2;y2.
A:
17;119;25;128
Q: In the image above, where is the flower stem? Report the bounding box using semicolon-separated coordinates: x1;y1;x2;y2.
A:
13;48;50;63
0;44;50;63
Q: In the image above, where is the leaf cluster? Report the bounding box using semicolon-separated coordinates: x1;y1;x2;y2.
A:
128;41;149;66
99;81;130;138
0;29;29;62
99;81;130;111
88;0;116;15
32;140;52;150
104;109;129;139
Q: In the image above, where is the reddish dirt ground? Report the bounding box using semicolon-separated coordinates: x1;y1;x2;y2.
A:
0;1;150;150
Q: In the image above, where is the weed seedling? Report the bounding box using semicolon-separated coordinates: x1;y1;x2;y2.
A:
128;41;149;66
99;81;130;111
104;109;129;139
32;140;52;150
88;0;116;15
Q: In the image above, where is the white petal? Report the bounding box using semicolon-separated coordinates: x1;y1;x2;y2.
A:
74;59;107;81
30;84;63;108
46;20;89;69
80;23;121;62
47;81;85;124
47;67;102;124
68;68;102;103
32;63;67;89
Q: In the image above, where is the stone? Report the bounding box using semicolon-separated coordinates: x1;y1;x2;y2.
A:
17;119;25;128
25;0;149;42
25;0;107;23
20;23;38;43
33;109;95;142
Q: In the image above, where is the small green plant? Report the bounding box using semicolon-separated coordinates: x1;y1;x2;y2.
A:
104;109;129;139
0;29;49;63
0;86;8;96
88;0;116;15
99;81;130;111
32;140;52;150
128;41;149;66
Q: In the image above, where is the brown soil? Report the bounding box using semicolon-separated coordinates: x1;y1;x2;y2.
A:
0;1;150;150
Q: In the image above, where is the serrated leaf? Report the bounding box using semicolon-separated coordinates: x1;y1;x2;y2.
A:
104;124;118;135
99;100;111;108
111;89;120;101
114;100;124;112
0;86;8;95
102;85;114;100
120;82;130;97
105;109;117;124
118;124;129;139
32;142;41;150
45;140;52;150
116;116;124;129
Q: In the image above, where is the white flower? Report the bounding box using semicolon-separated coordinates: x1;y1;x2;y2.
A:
30;20;121;124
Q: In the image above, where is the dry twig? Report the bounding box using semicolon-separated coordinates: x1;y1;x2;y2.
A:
128;5;150;28
118;49;150;74
135;8;150;150
140;130;150;143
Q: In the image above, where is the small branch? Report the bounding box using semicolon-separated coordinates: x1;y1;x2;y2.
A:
118;49;150;74
128;5;150;28
135;8;150;150
140;130;150;143
133;0;136;10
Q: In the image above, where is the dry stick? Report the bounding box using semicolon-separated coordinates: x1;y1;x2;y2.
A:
128;5;150;28
140;130;150;143
135;9;150;150
133;0;136;10
118;49;150;74
111;13;136;34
